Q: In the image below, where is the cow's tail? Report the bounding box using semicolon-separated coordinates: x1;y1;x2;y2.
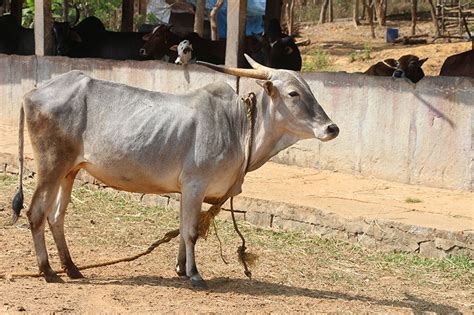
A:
11;105;25;224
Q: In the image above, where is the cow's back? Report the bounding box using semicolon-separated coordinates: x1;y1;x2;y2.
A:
440;50;474;77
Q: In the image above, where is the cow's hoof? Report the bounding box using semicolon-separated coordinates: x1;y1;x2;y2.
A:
66;267;84;279
175;265;187;278
191;279;208;290
44;273;64;283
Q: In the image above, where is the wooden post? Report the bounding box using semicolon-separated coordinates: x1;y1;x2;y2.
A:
11;0;23;25
329;0;334;23
121;0;134;32
353;0;360;26
225;0;247;67
288;0;295;33
194;0;206;37
35;0;53;55
138;0;147;17
319;0;329;24
264;0;282;31
210;0;224;40
411;0;417;36
427;0;440;37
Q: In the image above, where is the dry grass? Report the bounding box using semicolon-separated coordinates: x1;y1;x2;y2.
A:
0;173;472;312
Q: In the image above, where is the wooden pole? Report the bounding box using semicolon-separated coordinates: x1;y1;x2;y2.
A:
319;0;329;24
225;0;247;67
411;0;417;36
353;0;360;26
210;0;224;40
34;0;53;55
138;0;147;17
427;0;440;37
121;0;134;32
328;0;333;23
289;0;295;33
11;0;23;25
264;0;282;31
194;0;206;37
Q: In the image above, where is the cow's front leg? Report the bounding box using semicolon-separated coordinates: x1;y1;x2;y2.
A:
175;236;187;277
180;187;207;289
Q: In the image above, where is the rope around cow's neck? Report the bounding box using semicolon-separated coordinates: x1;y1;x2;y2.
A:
1;93;258;281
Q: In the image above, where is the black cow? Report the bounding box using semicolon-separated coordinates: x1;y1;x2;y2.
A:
252;19;302;71
53;15;105;57
97;31;148;60
53;16;147;60
0;14;34;55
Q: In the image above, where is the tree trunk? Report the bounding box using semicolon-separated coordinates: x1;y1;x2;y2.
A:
210;0;224;40
427;0;440;37
375;0;386;26
288;0;295;34
328;0;333;22
364;0;375;38
411;0;417;36
319;0;329;24
194;0;206;37
353;0;360;26
121;0;134;32
63;0;69;23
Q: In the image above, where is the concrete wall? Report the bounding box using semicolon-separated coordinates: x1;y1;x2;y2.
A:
1;54;472;190
0;54;236;126
241;73;474;191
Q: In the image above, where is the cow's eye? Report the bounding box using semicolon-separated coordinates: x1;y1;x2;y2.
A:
289;91;299;97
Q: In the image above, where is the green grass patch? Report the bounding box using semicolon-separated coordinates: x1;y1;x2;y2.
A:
302;49;331;71
405;197;422;203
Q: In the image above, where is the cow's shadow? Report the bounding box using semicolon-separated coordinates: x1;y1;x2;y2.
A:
76;275;460;314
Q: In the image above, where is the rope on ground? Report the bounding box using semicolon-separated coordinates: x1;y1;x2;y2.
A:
230;197;256;279
0;228;180;280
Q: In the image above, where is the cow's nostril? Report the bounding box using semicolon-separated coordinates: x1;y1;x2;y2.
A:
326;124;339;137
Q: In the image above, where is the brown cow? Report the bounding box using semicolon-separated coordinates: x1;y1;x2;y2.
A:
439;42;474;78
365;54;428;83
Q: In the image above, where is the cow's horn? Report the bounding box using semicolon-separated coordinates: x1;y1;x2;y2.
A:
244;54;274;72
196;61;269;80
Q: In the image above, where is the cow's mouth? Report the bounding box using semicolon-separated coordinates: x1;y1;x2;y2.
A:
314;123;339;142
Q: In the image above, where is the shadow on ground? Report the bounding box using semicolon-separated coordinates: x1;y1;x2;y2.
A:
77;275;460;314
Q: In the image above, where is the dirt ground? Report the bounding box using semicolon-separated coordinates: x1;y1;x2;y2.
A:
0;19;473;314
299;20;472;75
0;175;472;313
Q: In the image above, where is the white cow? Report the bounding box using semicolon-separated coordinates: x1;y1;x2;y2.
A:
12;55;339;289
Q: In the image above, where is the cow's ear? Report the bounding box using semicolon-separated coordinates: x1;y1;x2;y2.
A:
70;30;82;43
418;57;428;66
256;80;274;95
284;46;293;55
170;45;178;51
142;33;152;41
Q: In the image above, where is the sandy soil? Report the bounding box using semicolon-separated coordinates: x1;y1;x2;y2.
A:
299;20;472;75
0;175;472;314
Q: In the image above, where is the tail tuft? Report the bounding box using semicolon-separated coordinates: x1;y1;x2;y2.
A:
11;187;24;224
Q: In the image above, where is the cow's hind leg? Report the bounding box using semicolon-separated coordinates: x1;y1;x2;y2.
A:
180;187;207;289
27;178;63;283
47;170;83;279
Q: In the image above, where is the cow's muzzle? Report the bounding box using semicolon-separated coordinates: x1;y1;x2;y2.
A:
314;123;339;142
139;48;148;56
